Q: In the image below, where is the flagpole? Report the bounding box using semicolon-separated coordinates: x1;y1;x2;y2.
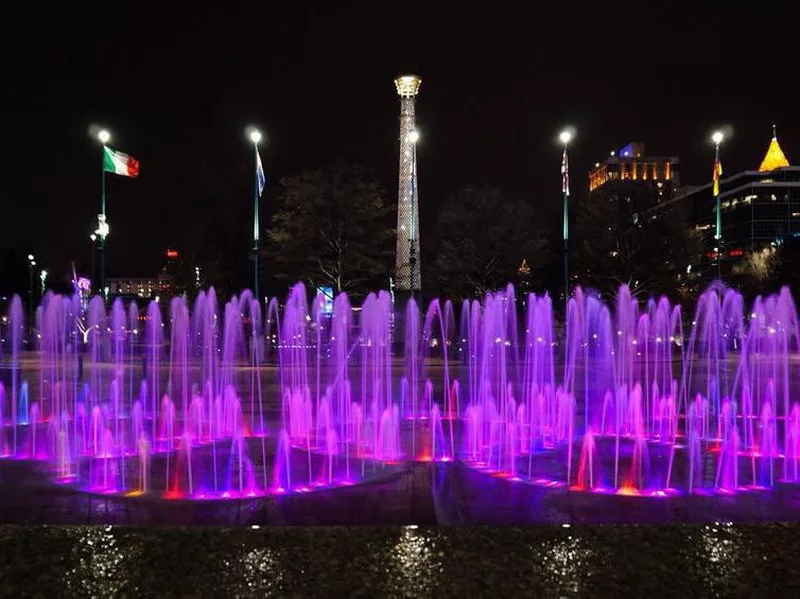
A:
253;142;259;302
97;129;110;300
559;130;573;302
712;131;724;282
250;129;262;302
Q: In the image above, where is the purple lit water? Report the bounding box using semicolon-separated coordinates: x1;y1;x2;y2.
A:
3;281;800;510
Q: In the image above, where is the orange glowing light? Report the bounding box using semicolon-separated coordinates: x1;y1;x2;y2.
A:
617;484;641;496
759;135;790;172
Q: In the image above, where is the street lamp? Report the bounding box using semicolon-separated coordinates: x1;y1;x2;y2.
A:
711;131;724;280
27;254;35;330
96;128;111;299
89;233;97;290
249;128;264;300
559;128;574;301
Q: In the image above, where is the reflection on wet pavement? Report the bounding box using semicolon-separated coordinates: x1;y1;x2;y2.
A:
1;524;799;597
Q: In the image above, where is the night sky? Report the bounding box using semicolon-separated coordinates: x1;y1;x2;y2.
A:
4;2;798;282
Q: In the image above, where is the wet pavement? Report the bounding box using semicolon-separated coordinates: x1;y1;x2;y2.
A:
1;523;800;597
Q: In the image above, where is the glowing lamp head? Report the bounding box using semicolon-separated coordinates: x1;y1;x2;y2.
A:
27;254;34;261
98;130;111;144
90;234;96;242
249;129;262;144
394;74;422;97
712;131;724;146
407;129;420;143
559;131;573;145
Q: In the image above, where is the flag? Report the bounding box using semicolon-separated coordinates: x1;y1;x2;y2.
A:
103;147;140;178
561;147;570;197
256;149;266;197
712;151;722;197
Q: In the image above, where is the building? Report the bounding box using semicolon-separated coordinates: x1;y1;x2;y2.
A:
106;276;164;298
647;129;797;278
589;142;680;205
576;143;682;290
106;248;183;298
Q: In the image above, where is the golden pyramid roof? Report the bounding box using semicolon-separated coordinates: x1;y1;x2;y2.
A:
758;128;790;171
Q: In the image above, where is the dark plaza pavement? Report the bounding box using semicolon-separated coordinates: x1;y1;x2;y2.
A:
1;523;800;597
2;458;800;596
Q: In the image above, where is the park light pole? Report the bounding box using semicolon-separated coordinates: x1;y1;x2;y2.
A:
249;128;264;302
559;129;574;301
97;129;111;299
89;233;97;291
27;254;35;330
712;130;724;281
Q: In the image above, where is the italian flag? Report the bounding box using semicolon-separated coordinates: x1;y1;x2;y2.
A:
103;147;140;178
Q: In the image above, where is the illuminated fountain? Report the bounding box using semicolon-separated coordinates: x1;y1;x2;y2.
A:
2;280;800;517
0;283;413;500
459;282;800;501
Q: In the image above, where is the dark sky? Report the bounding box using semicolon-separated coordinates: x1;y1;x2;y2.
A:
3;2;798;281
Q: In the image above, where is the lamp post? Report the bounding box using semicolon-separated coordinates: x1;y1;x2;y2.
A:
27;254;35;331
559;129;573;301
97;129;111;299
249;129;263;301
89;233;97;291
712;130;724;281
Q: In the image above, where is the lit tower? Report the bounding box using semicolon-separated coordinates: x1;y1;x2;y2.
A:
394;74;422;297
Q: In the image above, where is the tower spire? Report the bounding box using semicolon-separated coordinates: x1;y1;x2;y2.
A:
394;74;422;294
759;125;791;172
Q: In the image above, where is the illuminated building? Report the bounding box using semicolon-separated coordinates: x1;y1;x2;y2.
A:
106;248;183;298
579;143;682;283
106;277;163;298
394;74;422;295
646;128;797;277
589;142;680;201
